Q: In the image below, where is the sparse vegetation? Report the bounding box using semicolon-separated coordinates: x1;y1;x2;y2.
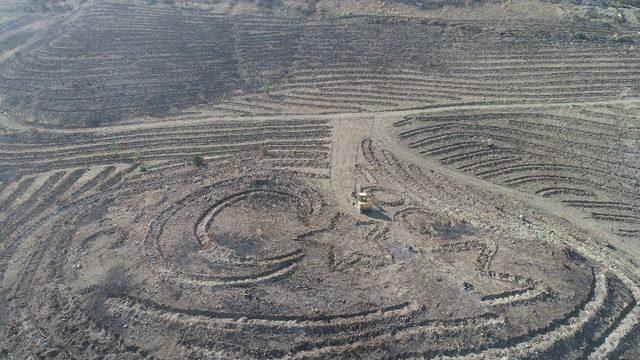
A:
293;3;316;16
114;149;146;169
610;33;638;43
261;81;272;95
83;113;102;128
192;154;205;167
56;4;72;11
256;0;283;9
421;18;448;27
30;0;51;11
5;95;20;106
108;139;119;153
27;0;72;12
571;31;588;40
132;150;142;163
319;5;329;17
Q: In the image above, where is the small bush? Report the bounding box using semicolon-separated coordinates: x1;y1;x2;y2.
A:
421;19;447;27
257;0;283;9
571;31;588;40
132;150;142;163
30;0;49;11
6;95;21;106
260;146;269;157
192;154;205;167
583;8;602;20
108;139;119;153
146;93;170;117
84;117;101;128
261;82;271;95
610;33;637;43
138;164;147;172
295;4;316;16
53;4;72;12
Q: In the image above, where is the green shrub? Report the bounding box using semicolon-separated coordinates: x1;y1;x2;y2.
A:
6;95;20;106
261;81;271;95
610;33;637;43
54;4;72;12
296;4;316;16
257;0;283;9
192;154;205;167
421;19;447;27
571;31;588;40
30;0;48;11
620;0;640;6
132;150;142;163
108;139;119;153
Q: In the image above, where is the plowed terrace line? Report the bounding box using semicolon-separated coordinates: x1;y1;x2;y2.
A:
2;98;638;135
365;120;640;260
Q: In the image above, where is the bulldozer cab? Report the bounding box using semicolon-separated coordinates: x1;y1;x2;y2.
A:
354;186;372;213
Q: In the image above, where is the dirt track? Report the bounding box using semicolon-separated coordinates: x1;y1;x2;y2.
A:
2;100;639;358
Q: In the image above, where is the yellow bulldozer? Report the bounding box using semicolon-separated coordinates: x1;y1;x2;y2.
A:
353;184;372;213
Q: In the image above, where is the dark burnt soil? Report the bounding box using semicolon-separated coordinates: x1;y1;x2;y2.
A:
0;2;638;127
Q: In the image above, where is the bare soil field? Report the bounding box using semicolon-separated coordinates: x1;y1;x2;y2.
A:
1;0;640;359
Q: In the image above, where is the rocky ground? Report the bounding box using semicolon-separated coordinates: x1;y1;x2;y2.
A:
0;0;639;358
